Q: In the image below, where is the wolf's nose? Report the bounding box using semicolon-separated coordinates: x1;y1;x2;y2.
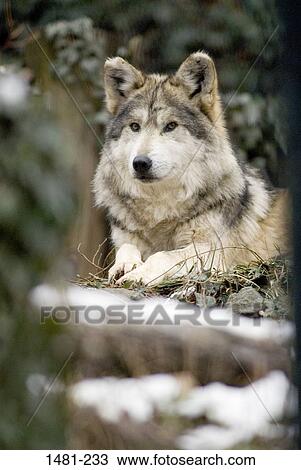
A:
133;156;152;174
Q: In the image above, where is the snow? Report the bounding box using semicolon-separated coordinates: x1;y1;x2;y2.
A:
69;371;296;449
177;370;296;448
30;283;294;343
0;74;28;111
69;374;181;423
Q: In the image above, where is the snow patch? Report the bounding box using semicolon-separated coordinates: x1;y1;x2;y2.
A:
69;371;296;449
0;74;28;111
69;374;181;423
30;283;294;343
177;370;296;449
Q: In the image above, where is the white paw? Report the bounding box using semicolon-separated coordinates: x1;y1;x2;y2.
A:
117;251;184;286
116;265;156;286
109;259;143;281
109;243;143;282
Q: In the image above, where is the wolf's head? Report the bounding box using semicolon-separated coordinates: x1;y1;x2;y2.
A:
102;52;235;193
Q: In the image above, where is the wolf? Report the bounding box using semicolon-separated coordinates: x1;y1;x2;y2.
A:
94;52;289;286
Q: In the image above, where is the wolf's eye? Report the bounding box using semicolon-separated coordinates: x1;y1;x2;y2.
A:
130;122;141;132
163;121;178;133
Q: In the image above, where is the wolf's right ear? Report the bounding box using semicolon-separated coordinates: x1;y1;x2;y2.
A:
104;57;144;114
174;52;219;118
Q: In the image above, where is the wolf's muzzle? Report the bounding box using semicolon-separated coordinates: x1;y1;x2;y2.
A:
133;155;153;180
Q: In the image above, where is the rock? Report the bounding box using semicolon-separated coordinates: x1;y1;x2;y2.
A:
263;295;290;320
195;293;216;308
227;287;264;316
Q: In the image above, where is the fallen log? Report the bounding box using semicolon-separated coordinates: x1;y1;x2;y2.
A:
70;323;291;386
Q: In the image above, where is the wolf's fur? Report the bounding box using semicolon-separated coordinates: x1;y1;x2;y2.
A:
94;52;289;285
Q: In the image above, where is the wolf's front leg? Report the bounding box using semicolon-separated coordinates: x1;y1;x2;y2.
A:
109;243;143;281
117;244;208;286
117;242;223;286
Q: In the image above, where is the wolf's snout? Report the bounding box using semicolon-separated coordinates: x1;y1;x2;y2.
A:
133;156;152;176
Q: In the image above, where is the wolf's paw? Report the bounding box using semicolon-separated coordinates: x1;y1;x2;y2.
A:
109;243;143;282
117;251;183;286
109;259;143;282
116;265;154;286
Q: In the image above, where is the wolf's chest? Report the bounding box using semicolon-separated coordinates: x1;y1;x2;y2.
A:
127;199;187;251
130;197;178;226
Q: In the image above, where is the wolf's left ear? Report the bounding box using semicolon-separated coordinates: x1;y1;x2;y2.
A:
104;57;144;114
175;52;218;115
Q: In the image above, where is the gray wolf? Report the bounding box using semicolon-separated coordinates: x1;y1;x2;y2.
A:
94;52;289;286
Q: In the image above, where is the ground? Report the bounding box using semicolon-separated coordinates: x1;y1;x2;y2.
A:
76;254;291;321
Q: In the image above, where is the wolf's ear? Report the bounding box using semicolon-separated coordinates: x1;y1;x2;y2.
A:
175;52;218;115
104;57;144;114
